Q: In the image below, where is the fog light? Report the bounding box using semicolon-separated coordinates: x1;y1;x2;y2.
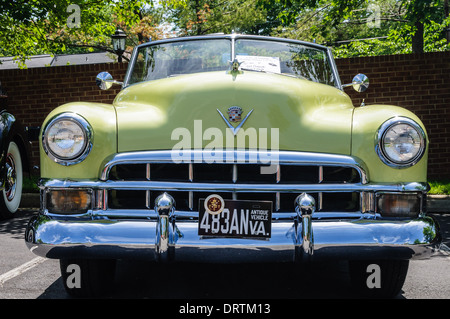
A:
47;189;92;215
376;193;421;217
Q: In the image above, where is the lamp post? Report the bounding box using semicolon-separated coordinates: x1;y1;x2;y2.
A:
111;27;127;62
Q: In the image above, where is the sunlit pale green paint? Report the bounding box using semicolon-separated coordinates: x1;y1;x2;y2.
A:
40;102;117;179
39;71;428;184
351;104;428;183
114;71;353;153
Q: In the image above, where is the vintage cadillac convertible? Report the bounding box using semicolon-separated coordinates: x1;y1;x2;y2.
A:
25;34;441;298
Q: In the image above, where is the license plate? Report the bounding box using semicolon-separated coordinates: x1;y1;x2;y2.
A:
198;196;272;239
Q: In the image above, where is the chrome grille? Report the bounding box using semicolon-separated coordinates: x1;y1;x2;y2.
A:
103;151;363;215
108;163;360;184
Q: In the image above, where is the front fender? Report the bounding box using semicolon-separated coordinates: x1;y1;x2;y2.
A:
39;102;117;179
351;104;428;183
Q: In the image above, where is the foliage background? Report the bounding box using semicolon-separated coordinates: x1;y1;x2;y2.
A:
0;0;449;66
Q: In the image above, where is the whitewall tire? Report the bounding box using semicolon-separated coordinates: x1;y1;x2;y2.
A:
0;141;23;218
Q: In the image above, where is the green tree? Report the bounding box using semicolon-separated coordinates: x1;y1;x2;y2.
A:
270;0;450;56
162;0;273;35
0;0;164;67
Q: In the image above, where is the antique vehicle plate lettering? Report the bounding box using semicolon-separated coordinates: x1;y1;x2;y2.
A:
199;198;272;239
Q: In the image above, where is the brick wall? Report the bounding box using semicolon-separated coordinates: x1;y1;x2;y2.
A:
0;51;449;180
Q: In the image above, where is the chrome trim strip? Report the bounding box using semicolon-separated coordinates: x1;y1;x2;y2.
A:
275;192;280;211
145;191;151;209
189;191;194;210
39;179;428;194
318;165;323;211
188;163;193;182
100;150;369;184
122;44;139;88
275;165;281;211
88;209;367;220
232;163;237;199
231;32;236;60
327;48;343;90
103;189;108;210
132;34;329;53
145;163;151;208
146;163;151;180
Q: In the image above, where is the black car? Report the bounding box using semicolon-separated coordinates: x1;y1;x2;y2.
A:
0;86;35;219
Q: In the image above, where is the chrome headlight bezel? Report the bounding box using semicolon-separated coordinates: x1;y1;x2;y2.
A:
375;117;426;168
42;113;93;166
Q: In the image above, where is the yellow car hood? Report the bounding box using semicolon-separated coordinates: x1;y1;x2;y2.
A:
113;71;354;154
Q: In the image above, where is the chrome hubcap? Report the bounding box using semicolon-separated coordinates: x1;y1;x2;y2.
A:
5;153;17;201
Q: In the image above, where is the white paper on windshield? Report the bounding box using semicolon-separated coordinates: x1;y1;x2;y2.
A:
236;55;281;73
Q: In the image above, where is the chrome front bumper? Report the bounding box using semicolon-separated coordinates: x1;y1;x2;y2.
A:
26;150;441;262
25;212;441;262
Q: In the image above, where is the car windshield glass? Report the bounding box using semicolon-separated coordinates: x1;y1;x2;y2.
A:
127;37;336;87
128;39;231;85
234;39;335;86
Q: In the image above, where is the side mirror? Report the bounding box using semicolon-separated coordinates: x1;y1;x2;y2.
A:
96;72;123;90
342;73;369;92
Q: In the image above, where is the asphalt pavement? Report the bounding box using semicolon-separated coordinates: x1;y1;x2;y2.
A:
0;207;449;299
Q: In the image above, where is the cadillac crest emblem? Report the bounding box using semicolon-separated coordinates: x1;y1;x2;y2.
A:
228;106;242;122
217;106;254;136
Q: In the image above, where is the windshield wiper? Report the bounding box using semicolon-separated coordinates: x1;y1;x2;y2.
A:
240;68;304;79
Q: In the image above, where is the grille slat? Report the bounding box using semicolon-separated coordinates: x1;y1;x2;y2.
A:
107;162;361;213
109;163;360;184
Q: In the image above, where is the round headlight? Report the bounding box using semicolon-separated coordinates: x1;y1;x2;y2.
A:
43;113;93;165
376;117;426;168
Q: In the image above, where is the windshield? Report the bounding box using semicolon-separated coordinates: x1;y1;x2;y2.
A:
128;39;231;84
126;36;337;87
235;39;336;86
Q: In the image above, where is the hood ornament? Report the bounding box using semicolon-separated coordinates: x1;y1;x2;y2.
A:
229;58;242;72
227;58;244;80
217;106;253;136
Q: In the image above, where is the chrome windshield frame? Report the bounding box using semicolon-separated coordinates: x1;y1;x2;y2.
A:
122;34;342;90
